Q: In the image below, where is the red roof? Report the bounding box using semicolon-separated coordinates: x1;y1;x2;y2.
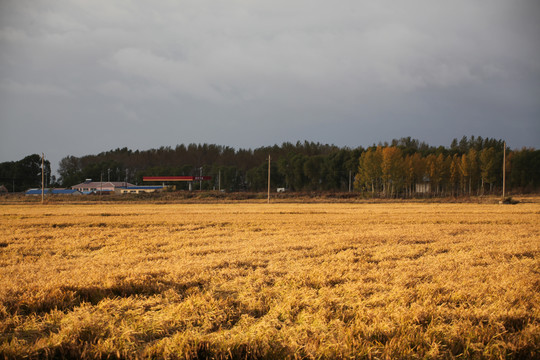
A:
143;176;212;182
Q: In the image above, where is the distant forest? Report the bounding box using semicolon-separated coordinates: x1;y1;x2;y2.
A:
1;136;539;196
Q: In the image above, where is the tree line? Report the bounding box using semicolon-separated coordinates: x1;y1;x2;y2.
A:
356;145;505;197
356;137;540;197
0;154;52;192
56;142;362;192
1;136;538;195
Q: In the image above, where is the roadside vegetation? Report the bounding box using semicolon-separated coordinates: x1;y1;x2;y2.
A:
1;201;538;358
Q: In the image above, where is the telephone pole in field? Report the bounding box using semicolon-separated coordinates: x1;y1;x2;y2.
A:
41;153;44;204
267;155;271;204
502;141;506;200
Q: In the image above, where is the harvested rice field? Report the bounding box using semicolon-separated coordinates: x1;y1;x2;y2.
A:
0;202;539;359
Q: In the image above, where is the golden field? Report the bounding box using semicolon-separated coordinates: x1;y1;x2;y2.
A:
0;201;539;359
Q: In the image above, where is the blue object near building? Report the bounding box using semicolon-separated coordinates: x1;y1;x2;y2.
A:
25;188;83;196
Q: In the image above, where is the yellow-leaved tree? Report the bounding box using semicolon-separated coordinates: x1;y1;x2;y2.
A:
381;147;404;197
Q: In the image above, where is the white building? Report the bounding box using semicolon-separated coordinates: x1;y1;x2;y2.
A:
71;179;135;194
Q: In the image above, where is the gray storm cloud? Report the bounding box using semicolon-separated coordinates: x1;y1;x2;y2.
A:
1;0;539;172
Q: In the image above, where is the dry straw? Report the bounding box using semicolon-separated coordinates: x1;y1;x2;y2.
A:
0;202;539;358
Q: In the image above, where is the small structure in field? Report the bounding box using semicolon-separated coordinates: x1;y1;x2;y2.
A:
499;196;519;205
415;183;431;194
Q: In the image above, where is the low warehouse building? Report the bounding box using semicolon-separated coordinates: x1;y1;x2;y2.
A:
118;186;167;194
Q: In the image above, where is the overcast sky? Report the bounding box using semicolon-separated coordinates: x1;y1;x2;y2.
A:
1;0;539;173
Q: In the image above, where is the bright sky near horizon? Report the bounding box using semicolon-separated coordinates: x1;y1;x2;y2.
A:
1;0;539;174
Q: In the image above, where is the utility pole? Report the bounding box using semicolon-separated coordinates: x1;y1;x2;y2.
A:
200;167;203;190
218;170;221;192
108;168;111;182
502;141;506;200
267;155;271;204
349;171;352;192
100;172;103;201
41;153;44;204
